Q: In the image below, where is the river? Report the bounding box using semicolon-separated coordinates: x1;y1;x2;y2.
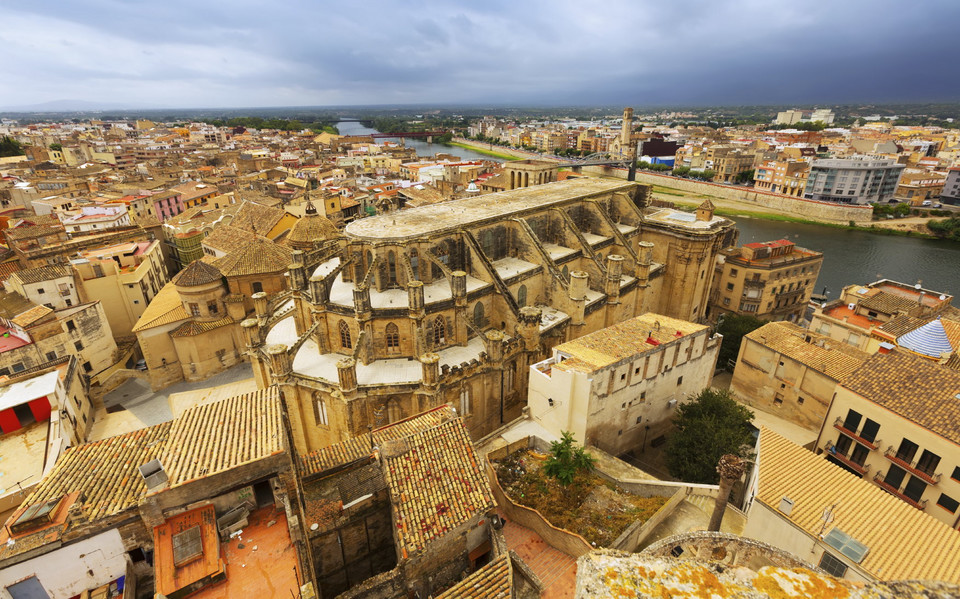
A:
335;121;960;298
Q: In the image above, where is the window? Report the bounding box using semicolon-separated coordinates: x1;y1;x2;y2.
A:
65;299;72;307
385;323;400;354
916;450;941;477
729;268;738;278
504;363;515;391
66;320;76;332
74;340;83;351
797;396;805;405
676;376;683;386
45;351;57;361
433;315;446;346
517;285;527;307
83;361;92;373
859;419;880;444
189;303;201;317
459;386;471;416
208;301;219;315
339;320;352;349
640;391;646;400
636;416;642;424
903;476;927;503
172;526;203;567
473;302;486;327
952;466;960;483
842;409;862;433
850;443;869;467
895;438;919;463
409;249;419;280
313;395;328;426
818;552;847;578
387;251;397;286
773;393;783;407
726;282;734;291
722;297;730;306
252;281;264;294
937;493;959;514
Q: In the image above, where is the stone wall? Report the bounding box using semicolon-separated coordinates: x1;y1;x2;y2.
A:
581;166;873;224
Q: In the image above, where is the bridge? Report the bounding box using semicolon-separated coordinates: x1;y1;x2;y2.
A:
554;151;637;168
369;131;447;139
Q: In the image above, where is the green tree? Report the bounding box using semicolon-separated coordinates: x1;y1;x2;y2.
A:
716;314;766;369
49;142;62;151
543;431;595;486
666;389;755;484
0;136;24;157
736;169;755;183
672;166;691;177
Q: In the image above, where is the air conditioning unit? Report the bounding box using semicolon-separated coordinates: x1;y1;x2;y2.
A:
667;398;677;408
778;496;795;516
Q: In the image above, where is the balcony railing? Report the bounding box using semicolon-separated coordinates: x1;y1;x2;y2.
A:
743;279;765;289
883;447;941;484
873;472;928;510
824;443;870;476
833;418;881;450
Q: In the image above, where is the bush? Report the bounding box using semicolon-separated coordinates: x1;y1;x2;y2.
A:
543;431;595;486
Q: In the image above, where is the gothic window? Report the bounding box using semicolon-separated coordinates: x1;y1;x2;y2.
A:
339;320;352;349
561;265;569;280
473;302;486;328
504;362;516;391
313;393;328;426
433;315;447;346
387;251;397;286
460;386;471;416
385;322;400;354
517;285;527;307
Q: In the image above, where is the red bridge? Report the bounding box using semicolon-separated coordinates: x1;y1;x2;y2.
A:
369;131;447;139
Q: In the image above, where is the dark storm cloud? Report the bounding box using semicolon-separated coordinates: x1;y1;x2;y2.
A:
2;0;959;108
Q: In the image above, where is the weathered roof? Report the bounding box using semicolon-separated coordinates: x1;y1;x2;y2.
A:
859;291;918;315
170;316;234;337
383;417;495;557
171;259;222;287
744;321;870;381
132;282;188;332
8;264;71;285
0;289;38;321
300;405;452;476
3;224;64;242
214;237;292;277
230;200;286;236
840;350;960;444
756;427;960;582
201;224;263;255
286;212;339;245
697;198;715;211
875;314;926;339
554;313;707;373
436;554;511;598
11;304;54;328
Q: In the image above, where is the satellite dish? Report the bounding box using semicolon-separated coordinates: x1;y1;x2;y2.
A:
847;303;856;310
940;294;947;301
915;283;922;290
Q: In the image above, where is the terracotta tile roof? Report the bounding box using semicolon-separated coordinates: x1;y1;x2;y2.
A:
756;427;960;583
11;304;53;327
160;387;284;487
285;212;339;245
132;282;189;332
382;417;494;557
436;554;511;598
201;224;264;255
840;350;960;444
4;224;64;241
170;315;235;337
875;314;926;339
0;289;38;321
214;237;292;277
745;322;870;381
0;261;21;281
859;291;918;315
300;405;453;476
172;259;222;287
230;200;285;236
8;264;71;285
555;313;707;373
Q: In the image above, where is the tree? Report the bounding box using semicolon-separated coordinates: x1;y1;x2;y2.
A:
543;431;595;486
666;389;754;484
736;169;755;183
48;143;62;151
716;313;766;368
0;136;24;157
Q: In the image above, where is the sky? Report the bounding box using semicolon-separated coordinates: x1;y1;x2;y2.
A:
2;0;960;110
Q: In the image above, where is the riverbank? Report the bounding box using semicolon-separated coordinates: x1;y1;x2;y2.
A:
450;137;549;161
446;141;519;161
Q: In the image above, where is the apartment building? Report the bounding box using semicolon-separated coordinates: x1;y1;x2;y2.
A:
709;239;823;323
5;264;81;310
704;146;756;182
70;239;169;336
814;350;960;528
753;159;810;197
528;313;720;457
895;168;946;205
803;156;905;204
941;167;960;205
60;205;131;233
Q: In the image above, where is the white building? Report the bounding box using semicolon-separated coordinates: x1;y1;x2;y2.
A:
527;313;721;456
61;206;131;233
803;156;905;204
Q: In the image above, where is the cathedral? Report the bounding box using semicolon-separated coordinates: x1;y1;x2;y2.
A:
244;178;737;453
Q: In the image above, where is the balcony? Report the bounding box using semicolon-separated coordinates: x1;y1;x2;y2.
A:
873;472;927;510
743;279;765;290
823;443;870;476
883;447;941;484
833;418;881;450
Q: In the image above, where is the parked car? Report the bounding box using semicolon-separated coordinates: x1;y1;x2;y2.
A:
922;200;932;206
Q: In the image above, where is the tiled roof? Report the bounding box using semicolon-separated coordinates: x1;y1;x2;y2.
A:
859;291;918;315
4;224;63;241
744;322;869;381
286;212;339;245
132;282;188;332
214;237;292;277
170;316;234;337
12;305;54;327
383;418;495;557
697;198;715;211
8;264;71;285
172;260;222;287
0;261;21;281
841;350;960;443
554;313;707;373
230;200;286;236
756;427;960;583
160;387;284;487
436;554;511;598
300;405;452;476
201;224;263;255
0;289;38;321
875;314;926;339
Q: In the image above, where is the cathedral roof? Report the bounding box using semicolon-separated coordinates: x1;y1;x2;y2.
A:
172;260;222;287
214;238;292;277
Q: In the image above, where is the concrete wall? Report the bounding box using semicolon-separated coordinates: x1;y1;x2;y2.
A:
0;529;129;599
582;167;873;224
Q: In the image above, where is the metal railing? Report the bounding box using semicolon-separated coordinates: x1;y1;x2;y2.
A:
873;471;928;509
883;446;941;484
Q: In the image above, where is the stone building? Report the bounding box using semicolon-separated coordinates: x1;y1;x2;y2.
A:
708;239;824;324
502;159;559;190
248;178;736;454
730;321;869;431
528;313;721;456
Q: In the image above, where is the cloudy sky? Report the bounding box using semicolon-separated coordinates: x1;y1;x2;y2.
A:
2;0;959;109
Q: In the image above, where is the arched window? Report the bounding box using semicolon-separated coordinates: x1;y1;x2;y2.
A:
385;322;400;354
433;315;446;346
409;249;419;280
313;392;328;426
473;302;485;328
561;265;569;280
517;285;527;307
339;320;352;349
459;386;471;416
387;251;397;286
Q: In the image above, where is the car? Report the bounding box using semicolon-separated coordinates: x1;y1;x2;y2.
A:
933;203;942;208
922;200;932;206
